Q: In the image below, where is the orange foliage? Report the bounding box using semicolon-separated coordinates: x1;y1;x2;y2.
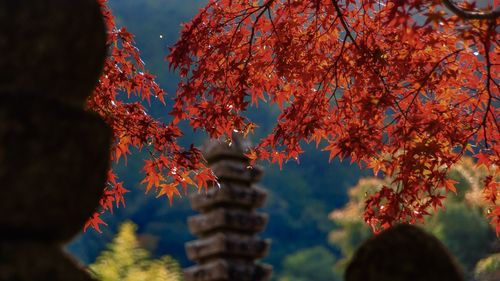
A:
87;0;499;233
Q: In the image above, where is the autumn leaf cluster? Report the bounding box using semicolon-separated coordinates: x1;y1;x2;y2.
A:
85;0;215;232
87;0;499;233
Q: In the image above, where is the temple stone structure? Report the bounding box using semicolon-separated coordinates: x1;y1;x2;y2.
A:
184;136;272;281
0;1;109;280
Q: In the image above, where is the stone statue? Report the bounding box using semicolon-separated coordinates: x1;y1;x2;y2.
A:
0;1;110;280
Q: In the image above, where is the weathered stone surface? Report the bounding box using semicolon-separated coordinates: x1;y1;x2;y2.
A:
186;233;271;262
210;160;263;183
188;209;268;236
0;242;96;281
0;0;106;105
0;0;108;280
0;96;110;242
184;259;272;281
190;182;267;211
203;137;252;163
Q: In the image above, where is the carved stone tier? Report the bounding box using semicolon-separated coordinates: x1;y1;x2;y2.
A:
186;233;270;262
184;136;272;281
0;0;107;105
0;96;110;242
190;182;267;211
209;160;264;183
184;260;272;281
188;208;268;236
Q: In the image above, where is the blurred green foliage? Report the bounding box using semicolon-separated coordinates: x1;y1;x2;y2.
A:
278;246;340;281
89;221;183;281
475;253;500;281
329;158;496;278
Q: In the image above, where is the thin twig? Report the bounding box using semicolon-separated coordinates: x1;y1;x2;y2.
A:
441;0;500;20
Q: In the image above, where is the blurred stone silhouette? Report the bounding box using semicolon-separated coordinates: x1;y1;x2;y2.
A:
474;249;500;281
184;135;272;281
0;0;109;280
345;224;464;281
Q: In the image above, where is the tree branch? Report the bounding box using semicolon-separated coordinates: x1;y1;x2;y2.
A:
441;0;500;20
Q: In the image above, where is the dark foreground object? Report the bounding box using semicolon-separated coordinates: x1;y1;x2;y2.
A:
345;224;464;281
0;0;109;280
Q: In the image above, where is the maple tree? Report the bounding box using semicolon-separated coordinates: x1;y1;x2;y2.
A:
85;0;215;232
87;0;499;234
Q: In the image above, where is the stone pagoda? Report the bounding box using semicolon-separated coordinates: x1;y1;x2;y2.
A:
184;135;272;281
